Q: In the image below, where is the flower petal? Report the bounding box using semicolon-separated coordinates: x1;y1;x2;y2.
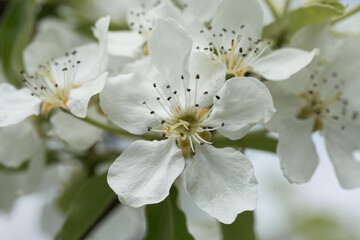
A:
251;48;319;81
0;83;41;127
206;77;275;140
186;144;257;224
325;124;360;189
67;72;108;118
50;108;103;151
0;119;40;168
107;30;145;57
107;139;184;207
277;117;319;183
148;18;192;80
211;0;264;37
188;52;226;106
23;18;86;74
181;0;220;23
99;73;164;135
176;177;222;240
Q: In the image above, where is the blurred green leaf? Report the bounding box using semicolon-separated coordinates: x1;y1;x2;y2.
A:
263;2;344;47
214;130;278;153
56;169;87;213
0;0;37;86
55;173;116;240
144;187;194;240
221;211;255;240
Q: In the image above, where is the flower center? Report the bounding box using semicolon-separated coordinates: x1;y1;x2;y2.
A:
296;70;358;132
198;26;270;77
21;50;81;116
128;1;162;54
143;74;224;157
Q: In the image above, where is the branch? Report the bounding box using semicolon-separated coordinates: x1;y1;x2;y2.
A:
332;3;360;24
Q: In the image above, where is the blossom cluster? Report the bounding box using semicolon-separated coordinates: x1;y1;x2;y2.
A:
0;0;359;238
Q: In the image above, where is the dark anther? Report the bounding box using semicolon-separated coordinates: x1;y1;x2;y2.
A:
161;120;165;124
71;50;77;55
167;85;170;88
187;88;191;92
308;90;313;95
221;122;225;127
195;104;199;107
156;97;160;100
216;95;220;100
77;61;81;64
147;126;152;131
62;68;68;71
150;111;155;114
180;133;184;137
173;91;177;94
55;84;58;88
204;91;208;95
195;74;200;79
20;70;25;74
153;83;156;87
200;142;205;145
167;97;172;101
181;75;184;79
143;101;146;104
162;133;166;137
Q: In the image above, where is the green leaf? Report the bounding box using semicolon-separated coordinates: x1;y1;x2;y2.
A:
221;211;255;240
213;130;278;153
56;169;87;213
55;173;116;240
263;2;344;47
0;0;37;86
144;187;194;240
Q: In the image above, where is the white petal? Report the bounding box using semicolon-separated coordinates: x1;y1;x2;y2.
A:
0;119;40;168
92;15;110;58
107;30;145;57
290;21;330;53
277;117;319;183
186;144;257;224
176;177;222;240
206;77;275;140
325;124;360;189
188;52;226;106
252;48;319;81
211;0;264;37
67;72;108;118
72;43;106;84
0;83;41;127
107;139;184;207
265;80;304;132
148;18;193;80
23;18;86;74
50;108;103;151
99;73;163;135
180;0;220;23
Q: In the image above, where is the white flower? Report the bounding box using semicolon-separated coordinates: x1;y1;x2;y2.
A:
106;0;202;58
0;16;110;127
194;0;319;80
49;106;105;151
100;18;275;223
266;37;360;189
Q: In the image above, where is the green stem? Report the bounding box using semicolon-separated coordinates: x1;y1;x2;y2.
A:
264;0;281;20
80;116;129;135
332;3;360;24
283;0;292;16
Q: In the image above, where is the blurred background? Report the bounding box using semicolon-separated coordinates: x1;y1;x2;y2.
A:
0;0;360;239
